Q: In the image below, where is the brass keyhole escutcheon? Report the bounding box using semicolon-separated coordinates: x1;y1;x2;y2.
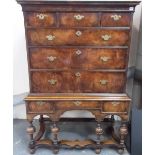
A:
75;72;81;77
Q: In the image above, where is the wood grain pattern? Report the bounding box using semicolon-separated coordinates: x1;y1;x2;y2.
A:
25;12;56;27
101;101;129;112
101;13;132;27
30;48;128;69
27;29;129;46
31;71;126;93
59;13;99;27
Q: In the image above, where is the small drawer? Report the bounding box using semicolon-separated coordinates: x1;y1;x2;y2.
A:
101;101;129;113
25;12;56;27
101;13;131;27
55;101;100;110
28;101;53;113
59;13;99;27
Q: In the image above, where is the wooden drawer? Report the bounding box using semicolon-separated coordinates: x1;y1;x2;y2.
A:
101;101;129;113
29;48;70;69
70;48;128;69
101;13;131;27
27;29;129;46
59;13;99;27
55;101;100;110
28;101;53;113
25;12;56;27
31;71;125;93
30;48;127;69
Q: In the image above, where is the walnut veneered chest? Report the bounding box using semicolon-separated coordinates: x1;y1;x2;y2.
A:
17;0;139;154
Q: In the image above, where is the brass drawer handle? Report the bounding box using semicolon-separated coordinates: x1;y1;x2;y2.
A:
101;34;111;41
47;56;57;62
75;50;82;55
74;14;85;21
36;14;47;20
46;35;55;41
73;101;82;106
36;101;45;106
75;72;81;77
100;56;111;62
100;80;108;85
48;79;57;85
76;31;82;37
111;15;121;21
112;102;120;106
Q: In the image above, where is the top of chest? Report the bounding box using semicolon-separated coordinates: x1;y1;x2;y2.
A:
17;0;140;12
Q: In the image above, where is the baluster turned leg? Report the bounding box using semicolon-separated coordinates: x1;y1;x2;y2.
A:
118;124;128;154
51;122;59;154
27;121;36;154
95;122;103;154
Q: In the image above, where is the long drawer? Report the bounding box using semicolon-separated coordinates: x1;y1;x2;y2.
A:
31;71;126;93
29;48;128;69
27;29;129;46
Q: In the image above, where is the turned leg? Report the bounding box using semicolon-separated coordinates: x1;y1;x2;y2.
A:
51;122;59;154
95;122;103;154
27;121;36;154
34;115;45;141
118;124;128;154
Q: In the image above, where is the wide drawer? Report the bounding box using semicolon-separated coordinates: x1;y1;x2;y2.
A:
101;101;129;113
101;13;131;27
59;13;99;27
25;12;57;27
31;71;126;93
27;29;129;46
30;48;128;69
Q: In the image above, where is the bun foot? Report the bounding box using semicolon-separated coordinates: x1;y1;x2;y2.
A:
29;148;35;154
118;148;124;154
53;148;59;154
95;148;101;154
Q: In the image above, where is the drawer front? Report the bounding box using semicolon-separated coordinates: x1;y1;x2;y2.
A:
30;48;127;69
31;71;125;93
30;48;70;69
59;13;99;27
70;48;128;69
25;12;56;27
27;29;129;46
28;101;53;112
101;13;131;27
55;101;100;109
101;101;129;113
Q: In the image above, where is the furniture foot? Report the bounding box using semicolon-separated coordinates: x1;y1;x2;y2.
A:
27;121;36;154
29;148;36;154
51;122;59;154
118;148;124;154
118;123;128;154
95;148;101;154
95;122;103;154
53;148;59;154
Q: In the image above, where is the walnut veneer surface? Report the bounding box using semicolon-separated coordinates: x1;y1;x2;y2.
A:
17;0;140;154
